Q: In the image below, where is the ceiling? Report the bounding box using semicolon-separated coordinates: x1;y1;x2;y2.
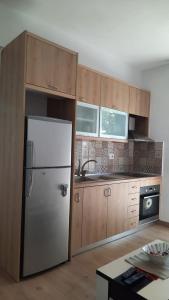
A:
1;0;169;71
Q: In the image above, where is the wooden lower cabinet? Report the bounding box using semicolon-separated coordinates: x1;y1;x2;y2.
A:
71;188;83;255
107;183;128;237
82;185;108;247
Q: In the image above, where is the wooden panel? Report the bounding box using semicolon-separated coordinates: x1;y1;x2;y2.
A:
76;65;101;105
128;181;140;194
127;216;139;230
26;34;77;96
0;33;26;281
82;185;107;246
107;183;128;237
101;76;129;112
128;205;139;218
128;193;139;206
129;87;150;117
71;188;83;255
140;177;161;187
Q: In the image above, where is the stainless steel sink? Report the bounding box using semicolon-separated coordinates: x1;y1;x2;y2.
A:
74;174;124;182
75;176;97;183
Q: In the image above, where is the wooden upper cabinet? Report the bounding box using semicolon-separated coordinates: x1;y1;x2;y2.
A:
82;185;107;247
26;34;77;97
129;87;150;117
101;76;130;112
107;183;128;237
76;65;101;105
71;188;83;255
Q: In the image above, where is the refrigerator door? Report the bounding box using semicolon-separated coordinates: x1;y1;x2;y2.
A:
23;167;71;277
26;117;72;168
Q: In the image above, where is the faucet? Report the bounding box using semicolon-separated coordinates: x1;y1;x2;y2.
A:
81;159;97;177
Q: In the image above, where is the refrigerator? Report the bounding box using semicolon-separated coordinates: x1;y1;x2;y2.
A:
22;116;72;277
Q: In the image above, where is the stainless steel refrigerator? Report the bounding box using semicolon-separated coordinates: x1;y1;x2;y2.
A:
22;116;72;277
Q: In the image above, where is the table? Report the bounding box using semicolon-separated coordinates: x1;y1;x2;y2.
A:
96;240;169;300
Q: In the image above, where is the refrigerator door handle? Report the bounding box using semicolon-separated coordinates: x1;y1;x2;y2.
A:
25;170;34;198
60;184;68;197
27;140;34;168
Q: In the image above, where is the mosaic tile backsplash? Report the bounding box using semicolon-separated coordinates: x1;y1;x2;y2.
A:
75;140;163;175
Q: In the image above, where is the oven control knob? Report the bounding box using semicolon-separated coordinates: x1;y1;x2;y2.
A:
146;189;148;192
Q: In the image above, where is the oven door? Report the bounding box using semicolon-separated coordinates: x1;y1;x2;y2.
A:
139;194;159;220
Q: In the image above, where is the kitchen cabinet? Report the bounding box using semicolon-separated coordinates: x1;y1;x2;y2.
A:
71;188;83;255
76;65;101;105
82;185;108;247
129;87;150;117
107;183;128;237
101;76;129;112
26;34;77;97
100;107;128;139
76;101;99;136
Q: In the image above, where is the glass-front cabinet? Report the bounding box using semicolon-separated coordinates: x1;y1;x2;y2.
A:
100;107;128;139
76;101;99;136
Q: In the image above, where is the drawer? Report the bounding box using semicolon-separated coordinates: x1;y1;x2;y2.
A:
127;216;139;230
128;204;139;218
128;181;140;194
128;193;139;206
140;177;161;188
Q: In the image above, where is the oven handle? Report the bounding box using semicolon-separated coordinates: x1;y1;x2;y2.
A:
143;194;160;199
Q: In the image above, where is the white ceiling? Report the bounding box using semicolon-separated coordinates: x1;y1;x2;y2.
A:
1;0;169;71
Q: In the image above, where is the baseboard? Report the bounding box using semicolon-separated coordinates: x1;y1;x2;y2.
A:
158;220;169;227
73;220;158;257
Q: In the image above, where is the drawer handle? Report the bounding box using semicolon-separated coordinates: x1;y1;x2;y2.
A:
75;193;80;203
131;210;137;213
131;198;137;201
131;186;137;189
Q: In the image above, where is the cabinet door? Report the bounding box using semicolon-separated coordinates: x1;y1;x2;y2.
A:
101;76;129;112
76;65;101;105
76;101;99;136
82;185;108;246
107;183;128;237
129;87;150;117
71;188;83;255
26;35;77;96
100;107;128;139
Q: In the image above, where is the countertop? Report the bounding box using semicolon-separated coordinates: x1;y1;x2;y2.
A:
74;173;161;188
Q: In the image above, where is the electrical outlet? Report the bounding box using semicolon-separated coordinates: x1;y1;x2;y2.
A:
109;153;114;160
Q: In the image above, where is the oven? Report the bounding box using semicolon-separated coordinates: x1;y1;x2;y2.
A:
139;185;160;223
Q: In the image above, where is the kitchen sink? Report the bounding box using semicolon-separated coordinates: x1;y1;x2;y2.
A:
75;176;97;183
74;174;126;182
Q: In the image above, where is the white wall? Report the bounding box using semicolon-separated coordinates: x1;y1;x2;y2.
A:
143;65;169;222
0;3;143;87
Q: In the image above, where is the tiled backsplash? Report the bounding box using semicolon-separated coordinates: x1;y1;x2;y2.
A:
133;142;163;174
75;140;163;175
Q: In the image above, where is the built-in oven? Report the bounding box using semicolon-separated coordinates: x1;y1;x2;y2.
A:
139;185;160;224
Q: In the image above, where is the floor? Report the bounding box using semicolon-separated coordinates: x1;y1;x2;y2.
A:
0;223;168;300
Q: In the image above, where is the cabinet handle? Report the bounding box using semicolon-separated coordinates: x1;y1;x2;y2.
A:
75;193;80;203
131;198;137;201
108;187;111;196
131;210;137;213
132;186;137;189
104;188;108;197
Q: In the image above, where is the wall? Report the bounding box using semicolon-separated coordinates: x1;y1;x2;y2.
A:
143;65;169;222
0;2;143;87
75;140;163;175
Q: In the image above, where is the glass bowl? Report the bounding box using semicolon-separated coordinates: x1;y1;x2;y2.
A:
142;241;169;265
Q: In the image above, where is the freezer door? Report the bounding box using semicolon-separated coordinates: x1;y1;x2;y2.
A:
26;117;72;168
23;167;71;277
